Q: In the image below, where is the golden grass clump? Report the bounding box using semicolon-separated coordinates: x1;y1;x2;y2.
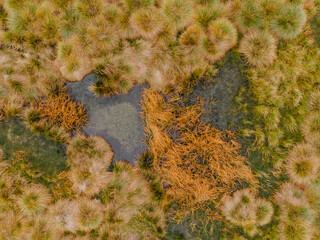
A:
255;199;274;226
130;7;165;39
270;4;307;39
275;182;308;206
234;0;263;34
202;37;228;62
222;189;274;237
275;180;316;240
302;112;320;144
48;199;79;233
38;93;87;132
286;143;319;184
222;189;257;226
75;0;102;18
0;211;29;239
125;0;154;11
207;18;238;51
259;0;285;21
308;91;320;112
179;25;202;47
279;220;313;240
67;134;114;167
194;3;225;30
76;197;105;231
67;135;114;195
100;160;166;239
239;30;277;67
28;215;54;240
69;163;110;196
56;37;93;82
163;0;193;30
18;184;52;215
142;89;257;216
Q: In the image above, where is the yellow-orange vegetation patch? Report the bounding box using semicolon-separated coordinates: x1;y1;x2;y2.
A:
38;94;88;132
142;89;257;217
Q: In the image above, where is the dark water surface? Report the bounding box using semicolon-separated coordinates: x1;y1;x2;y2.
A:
67;74;148;165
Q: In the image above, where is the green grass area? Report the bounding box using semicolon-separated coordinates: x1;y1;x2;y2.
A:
0;118;66;175
311;11;320;46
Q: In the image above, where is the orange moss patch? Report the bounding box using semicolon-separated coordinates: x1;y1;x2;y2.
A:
142;89;257;216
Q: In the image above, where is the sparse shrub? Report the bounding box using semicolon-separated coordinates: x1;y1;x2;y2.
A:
270;4;307;39
239;30;277;67
236;24;320;160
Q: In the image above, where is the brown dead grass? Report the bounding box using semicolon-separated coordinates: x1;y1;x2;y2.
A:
142;89;257;216
38;94;88;131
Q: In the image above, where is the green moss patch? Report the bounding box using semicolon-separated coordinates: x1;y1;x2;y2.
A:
0;118;66;174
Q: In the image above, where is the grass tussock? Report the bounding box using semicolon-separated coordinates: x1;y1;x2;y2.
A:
222;189;274;237
38;94;87;132
239;30;277;67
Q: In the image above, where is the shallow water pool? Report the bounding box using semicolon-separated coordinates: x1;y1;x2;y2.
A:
67;74;148;165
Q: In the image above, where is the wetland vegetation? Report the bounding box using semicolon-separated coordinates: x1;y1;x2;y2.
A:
0;0;319;239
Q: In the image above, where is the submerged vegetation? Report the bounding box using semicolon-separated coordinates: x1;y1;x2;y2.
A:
0;0;319;239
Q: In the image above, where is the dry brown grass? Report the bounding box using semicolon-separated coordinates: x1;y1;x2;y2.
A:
142;89;257;216
38;93;87;131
